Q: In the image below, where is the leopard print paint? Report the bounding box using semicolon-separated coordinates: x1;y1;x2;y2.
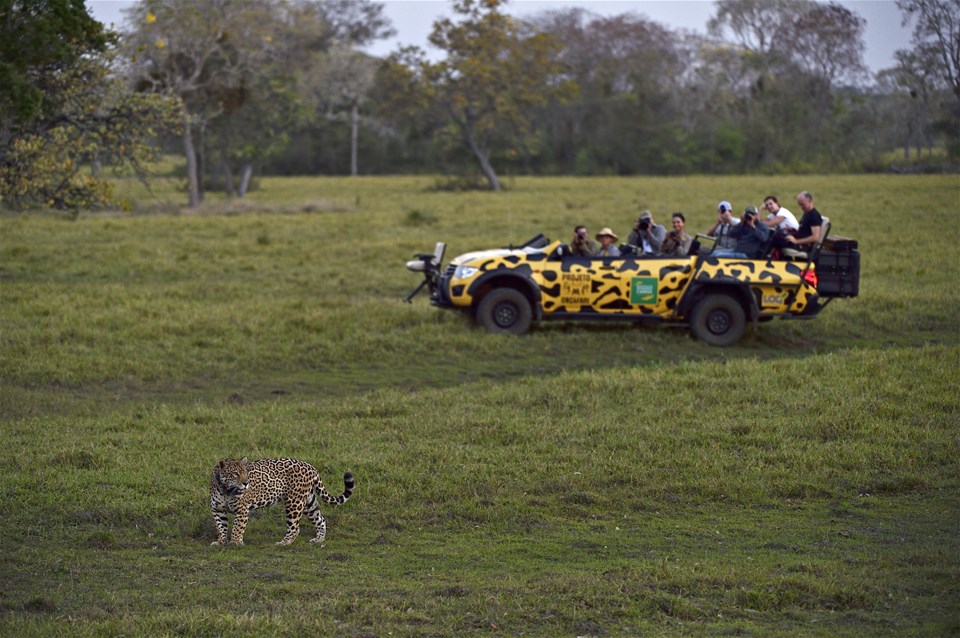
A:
695;256;817;314
445;242;816;319
210;457;354;546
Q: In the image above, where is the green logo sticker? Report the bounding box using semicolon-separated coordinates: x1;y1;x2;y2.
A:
631;277;658;305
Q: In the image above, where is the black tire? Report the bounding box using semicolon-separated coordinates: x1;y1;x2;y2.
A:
476;288;533;335
689;293;746;346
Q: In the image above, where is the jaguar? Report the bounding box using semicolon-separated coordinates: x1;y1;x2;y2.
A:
210;457;354;546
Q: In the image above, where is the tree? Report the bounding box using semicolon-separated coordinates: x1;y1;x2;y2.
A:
303;45;378;176
123;0;281;207
896;0;960;158
531;9;688;174
0;0;178;210
791;3;867;86
384;0;573;190
879;49;942;158
123;0;394;203
0;0;111;126
707;0;868;168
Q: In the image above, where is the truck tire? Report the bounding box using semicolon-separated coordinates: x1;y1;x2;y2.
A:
690;293;746;346
476;288;532;335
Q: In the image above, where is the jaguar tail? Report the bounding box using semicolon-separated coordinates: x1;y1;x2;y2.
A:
316;472;354;505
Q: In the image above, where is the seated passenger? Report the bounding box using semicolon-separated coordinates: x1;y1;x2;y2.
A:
626;210;666;255
761;195;799;232
660;212;692;257
704;201;740;252
712;207;771;259
570;224;600;257
784;191;823;250
595;228;621;257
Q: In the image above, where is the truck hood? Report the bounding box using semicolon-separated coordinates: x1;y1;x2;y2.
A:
450;248;516;266
450;244;552;266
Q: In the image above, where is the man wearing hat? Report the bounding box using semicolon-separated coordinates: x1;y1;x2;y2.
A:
704;200;740;251
596;228;621;257
626;210;666;255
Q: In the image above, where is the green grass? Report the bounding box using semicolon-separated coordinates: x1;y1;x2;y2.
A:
1;175;958;635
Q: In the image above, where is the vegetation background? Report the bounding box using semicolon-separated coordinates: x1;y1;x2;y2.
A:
3;0;959;211
1;173;958;636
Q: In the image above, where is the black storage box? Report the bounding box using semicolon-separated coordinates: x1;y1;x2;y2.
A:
815;250;860;297
824;236;858;251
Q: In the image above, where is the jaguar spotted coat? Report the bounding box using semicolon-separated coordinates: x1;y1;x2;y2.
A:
210;457;354;546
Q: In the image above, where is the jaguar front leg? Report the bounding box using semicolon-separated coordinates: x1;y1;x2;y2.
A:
211;497;229;546
230;505;251;546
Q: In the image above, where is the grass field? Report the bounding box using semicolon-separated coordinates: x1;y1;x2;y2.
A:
1;174;958;636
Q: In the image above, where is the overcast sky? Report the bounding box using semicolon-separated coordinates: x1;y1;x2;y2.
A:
88;0;913;74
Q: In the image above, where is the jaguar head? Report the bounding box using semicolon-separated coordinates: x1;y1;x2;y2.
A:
217;457;250;494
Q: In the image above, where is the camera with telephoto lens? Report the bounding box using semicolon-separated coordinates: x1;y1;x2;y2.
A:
638;219;650;231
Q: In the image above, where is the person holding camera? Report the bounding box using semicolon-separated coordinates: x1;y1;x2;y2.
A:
570;224;600;257
712;206;771;259
704;201;740;251
626;210;666;255
660;212;693;257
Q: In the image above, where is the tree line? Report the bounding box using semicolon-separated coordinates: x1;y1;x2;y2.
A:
1;0;958;208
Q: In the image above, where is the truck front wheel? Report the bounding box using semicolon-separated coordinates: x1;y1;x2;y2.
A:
690;294;746;346
476;288;532;335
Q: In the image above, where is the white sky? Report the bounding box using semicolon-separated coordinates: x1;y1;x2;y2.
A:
88;0;913;74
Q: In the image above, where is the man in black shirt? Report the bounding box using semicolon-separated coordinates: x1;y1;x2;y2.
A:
786;191;824;250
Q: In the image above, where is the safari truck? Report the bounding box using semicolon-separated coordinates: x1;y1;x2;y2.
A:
404;228;859;346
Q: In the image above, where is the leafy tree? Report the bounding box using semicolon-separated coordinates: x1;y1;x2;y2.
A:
708;0;868;168
123;0;393;203
123;0;280;207
530;9;684;174
0;0;178;210
384;0;574;190
0;0;111;125
879;49;942;159
302;45;379;177
896;0;960;158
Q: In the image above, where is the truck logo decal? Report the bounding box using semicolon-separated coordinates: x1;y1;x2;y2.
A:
631;277;658;305
560;272;592;306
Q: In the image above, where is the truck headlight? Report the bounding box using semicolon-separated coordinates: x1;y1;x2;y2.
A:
454;265;478;279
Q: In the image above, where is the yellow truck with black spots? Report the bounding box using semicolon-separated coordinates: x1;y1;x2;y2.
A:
404;232;859;346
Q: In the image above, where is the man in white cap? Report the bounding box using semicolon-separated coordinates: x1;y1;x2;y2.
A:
704;200;740;251
627;210;666;255
595;228;621;257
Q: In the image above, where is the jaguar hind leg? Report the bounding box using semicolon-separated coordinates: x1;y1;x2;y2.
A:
304;491;327;544
277;495;308;545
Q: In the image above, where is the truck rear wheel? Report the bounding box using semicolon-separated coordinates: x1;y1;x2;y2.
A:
476;288;532;335
690;293;746;346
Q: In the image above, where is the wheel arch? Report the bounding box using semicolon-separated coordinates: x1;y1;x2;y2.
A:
468;273;542;322
679;281;757;323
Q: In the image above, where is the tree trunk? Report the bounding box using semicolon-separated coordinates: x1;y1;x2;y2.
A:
181;101;201;208
238;161;253;198
350;100;359;176
465;127;500;191
221;160;235;198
